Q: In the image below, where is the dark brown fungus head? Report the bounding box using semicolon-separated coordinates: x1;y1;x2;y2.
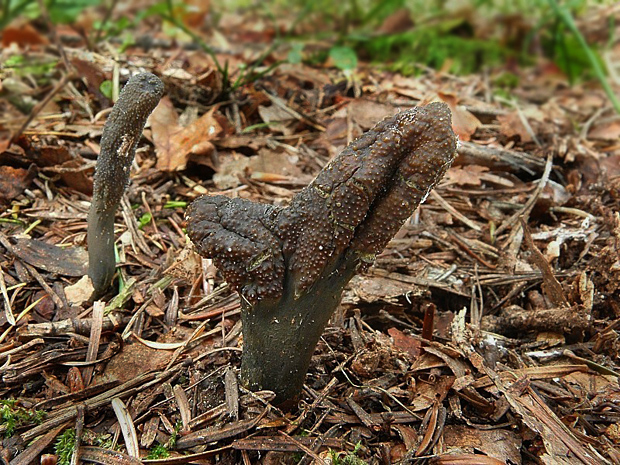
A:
186;102;457;304
185;196;285;304
350;102;456;262
88;72;164;297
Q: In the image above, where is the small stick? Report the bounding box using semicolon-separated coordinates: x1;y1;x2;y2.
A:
82;301;105;386
12;73;73;142
520;217;569;308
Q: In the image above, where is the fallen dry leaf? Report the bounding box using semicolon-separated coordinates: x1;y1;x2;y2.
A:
10;237;88;277
386;75;427;100
0;165;35;203
347;100;397;129
248;147;302;178
96;341;173;384
438;92;481;141
430;454;507;465
2;4;620;463
376;8;414;34
441;425;521;464
388;327;422;360
1;23;49;47
0;132;11;152
589;120;620;140
151;96;222;171
444;165;489;186
498;111;531;142
212;152;250;189
64;275;95;306
39;145;93;194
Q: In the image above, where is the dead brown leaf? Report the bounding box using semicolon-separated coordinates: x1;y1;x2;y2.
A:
9;237;88;277
430;454;507;464
347;100;397;129
388;327;422;360
0;165;35;203
325;116;356;148
151;96;222;171
1;23;49;47
39;145;93;194
386;75;427;100
212;152;250;189
589;120;620;140
67;366;85;393
71;58;108;106
498;111;532;142
96;342;172;384
248;147;303;178
178;0;212;29
441;425;522;464
0;132;11;152
444;165;489;186
376;8;414;34
438;92;481;141
164;245;202;284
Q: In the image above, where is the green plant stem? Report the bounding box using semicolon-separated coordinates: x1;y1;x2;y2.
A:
93;0;120;44
161;0;225;77
0;0;33;31
160;0;281;96
547;0;620;114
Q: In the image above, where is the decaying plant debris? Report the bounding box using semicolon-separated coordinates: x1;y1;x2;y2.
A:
1;6;620;464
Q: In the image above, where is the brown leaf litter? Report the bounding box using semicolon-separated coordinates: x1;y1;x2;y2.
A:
1;4;620;464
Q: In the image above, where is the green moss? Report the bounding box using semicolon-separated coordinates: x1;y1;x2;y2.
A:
86;430;115;449
55;428;118;465
2;55;57;77
0;400;46;438
493;72;520;89
330;442;367;465
167;420;182;449
274;0;613;79
360;26;518;76
54;428;77;465
147;443;171;459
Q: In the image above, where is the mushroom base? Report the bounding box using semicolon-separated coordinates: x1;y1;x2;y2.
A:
240;259;357;407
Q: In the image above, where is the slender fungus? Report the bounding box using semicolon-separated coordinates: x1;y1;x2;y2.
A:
87;72;164;297
186;102;457;405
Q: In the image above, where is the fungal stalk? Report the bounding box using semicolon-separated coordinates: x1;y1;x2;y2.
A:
186;102;457;405
87;72;164;297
